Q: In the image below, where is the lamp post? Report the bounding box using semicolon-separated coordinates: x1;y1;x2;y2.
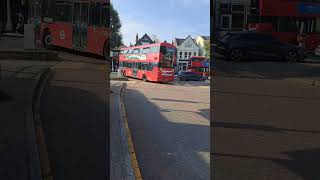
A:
5;0;13;32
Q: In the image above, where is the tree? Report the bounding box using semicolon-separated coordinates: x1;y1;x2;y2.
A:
110;4;123;49
204;40;210;59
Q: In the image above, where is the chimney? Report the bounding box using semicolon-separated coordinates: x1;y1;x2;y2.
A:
136;34;139;44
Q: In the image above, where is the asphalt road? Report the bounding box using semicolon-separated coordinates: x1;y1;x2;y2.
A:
0;59;57;180
124;79;210;180
212;59;320;180
39;58;109;180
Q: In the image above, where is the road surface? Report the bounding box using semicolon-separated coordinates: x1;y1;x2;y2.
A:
212;59;320;180
124;79;210;180
39;57;109;180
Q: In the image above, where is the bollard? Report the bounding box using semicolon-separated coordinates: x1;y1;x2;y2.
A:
117;68;123;78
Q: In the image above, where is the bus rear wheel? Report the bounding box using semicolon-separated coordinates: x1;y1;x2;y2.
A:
142;75;147;82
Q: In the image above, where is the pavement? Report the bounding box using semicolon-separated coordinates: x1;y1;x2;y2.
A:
212;59;320;180
123;78;210;180
110;81;135;180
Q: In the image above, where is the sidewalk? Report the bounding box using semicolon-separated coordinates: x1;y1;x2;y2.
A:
305;53;320;63
0;36;60;61
110;82;135;180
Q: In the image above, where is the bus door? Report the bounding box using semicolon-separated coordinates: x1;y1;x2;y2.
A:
132;62;138;78
73;2;88;50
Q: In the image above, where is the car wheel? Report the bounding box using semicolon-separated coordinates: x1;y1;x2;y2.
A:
285;51;299;62
230;49;243;62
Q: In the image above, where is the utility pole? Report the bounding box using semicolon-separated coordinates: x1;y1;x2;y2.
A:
5;0;12;32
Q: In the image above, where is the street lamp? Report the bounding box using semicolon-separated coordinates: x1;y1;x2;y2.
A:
5;0;12;32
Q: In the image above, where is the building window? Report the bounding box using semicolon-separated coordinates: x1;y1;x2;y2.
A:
189;52;191;57
194;52;197;56
221;15;232;29
220;3;231;12
232;5;244;12
55;3;72;22
184;52;187;59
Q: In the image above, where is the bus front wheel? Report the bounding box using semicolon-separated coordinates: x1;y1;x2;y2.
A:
43;31;52;48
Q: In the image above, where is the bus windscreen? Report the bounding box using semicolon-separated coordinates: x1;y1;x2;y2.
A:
160;46;175;68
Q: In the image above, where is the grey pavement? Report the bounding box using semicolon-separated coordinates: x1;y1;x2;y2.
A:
39;58;109;180
212;59;320;180
110;81;134;180
0;60;57;180
0;36;24;51
124;79;210;180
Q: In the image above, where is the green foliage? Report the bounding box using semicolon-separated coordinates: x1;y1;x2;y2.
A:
110;4;123;49
204;40;210;59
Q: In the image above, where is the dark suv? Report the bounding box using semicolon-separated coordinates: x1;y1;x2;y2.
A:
178;71;205;81
213;32;306;62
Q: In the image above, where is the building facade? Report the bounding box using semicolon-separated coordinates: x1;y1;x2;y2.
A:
0;0;28;33
214;0;251;37
196;35;210;58
173;35;199;71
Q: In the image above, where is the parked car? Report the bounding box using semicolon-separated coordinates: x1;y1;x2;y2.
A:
178;71;205;81
213;32;306;62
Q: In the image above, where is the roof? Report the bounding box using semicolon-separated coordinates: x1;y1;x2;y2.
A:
201;36;210;40
136;33;154;46
175;38;186;46
174;35;198;47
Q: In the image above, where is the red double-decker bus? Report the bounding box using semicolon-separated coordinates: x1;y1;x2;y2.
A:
187;56;210;77
40;0;110;59
247;0;320;51
119;42;176;82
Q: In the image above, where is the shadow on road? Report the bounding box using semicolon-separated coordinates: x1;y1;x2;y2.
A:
124;88;210;180
213;121;320;134
0;90;13;102
151;97;209;104
213;148;320;180
40;85;109;180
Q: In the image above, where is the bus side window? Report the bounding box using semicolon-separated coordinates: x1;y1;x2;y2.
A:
150;46;159;53
134;49;139;54
89;2;101;26
143;48;150;54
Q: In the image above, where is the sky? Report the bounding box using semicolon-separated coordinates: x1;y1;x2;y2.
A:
112;0;210;46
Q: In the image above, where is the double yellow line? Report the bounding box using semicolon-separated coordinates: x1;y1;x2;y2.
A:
120;83;143;180
32;68;54;180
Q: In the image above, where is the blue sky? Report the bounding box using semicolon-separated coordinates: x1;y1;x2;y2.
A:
112;0;210;46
